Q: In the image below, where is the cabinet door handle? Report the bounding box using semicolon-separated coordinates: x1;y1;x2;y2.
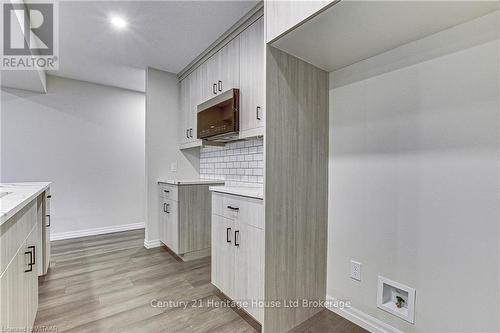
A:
47;195;52;199
46;214;51;227
164;190;170;193
166;203;170;214
234;230;239;247
227;205;239;211
28;246;35;265
190;128;193;138
163;203;167;212
226;227;231;243
24;250;33;272
256;106;261;120
218;80;222;92
186;129;189;138
213;83;217;95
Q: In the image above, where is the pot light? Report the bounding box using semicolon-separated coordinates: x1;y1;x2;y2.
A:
110;15;127;29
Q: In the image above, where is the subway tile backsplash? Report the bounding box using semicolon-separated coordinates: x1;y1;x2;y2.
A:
200;137;264;186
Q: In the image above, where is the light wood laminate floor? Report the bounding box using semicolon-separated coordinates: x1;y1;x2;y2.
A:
35;229;366;333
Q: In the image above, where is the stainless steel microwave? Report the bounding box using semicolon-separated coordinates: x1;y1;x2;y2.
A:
197;88;239;142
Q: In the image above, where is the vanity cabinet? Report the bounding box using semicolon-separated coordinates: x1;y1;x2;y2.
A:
158;182;217;260
211;191;264;323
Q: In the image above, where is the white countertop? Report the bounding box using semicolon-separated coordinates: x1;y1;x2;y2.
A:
209;185;264;199
0;182;51;225
158;179;225;186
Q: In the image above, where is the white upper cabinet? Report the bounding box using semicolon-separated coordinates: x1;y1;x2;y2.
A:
188;67;202;142
179;15;264;148
239;17;264;137
265;0;333;42
180;77;190;144
216;37;240;93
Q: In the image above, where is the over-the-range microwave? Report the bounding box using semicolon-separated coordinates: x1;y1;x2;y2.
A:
197;88;239;142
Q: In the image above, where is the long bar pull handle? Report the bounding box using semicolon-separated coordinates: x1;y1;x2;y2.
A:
163;203;167;213
46;215;51;227
166;203;170;214
186;129;189;138
190;128;193;138
256;106;261;120
213;83;217;95
226;227;231;243
24;250;33;272
218;80;222;92
28;246;35;265
234;230;239;247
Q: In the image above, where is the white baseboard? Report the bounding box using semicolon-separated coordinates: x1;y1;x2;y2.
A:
51;222;145;241
326;295;404;333
144;239;162;249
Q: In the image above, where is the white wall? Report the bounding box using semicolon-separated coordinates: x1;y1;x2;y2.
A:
328;14;499;333
145;68;198;245
0;76;146;238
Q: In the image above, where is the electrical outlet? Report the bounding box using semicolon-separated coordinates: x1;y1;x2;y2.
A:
350;260;361;281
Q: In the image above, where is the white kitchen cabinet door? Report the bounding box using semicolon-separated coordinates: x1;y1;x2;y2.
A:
159;198;168;246
234;221;264;322
188;67;203;142
165;199;179;253
43;190;51;275
211;214;236;299
240;17;265;135
25;226;38;327
180;77;190;144
206;55;219;100
0;240;27;330
217;37;240;94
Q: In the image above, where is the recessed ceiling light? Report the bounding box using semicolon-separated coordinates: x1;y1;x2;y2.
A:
110;15;127;29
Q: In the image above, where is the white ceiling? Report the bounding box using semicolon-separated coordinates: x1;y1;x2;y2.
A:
49;1;258;92
273;1;500;72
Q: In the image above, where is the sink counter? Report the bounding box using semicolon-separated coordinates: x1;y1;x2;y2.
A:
0;182;51;225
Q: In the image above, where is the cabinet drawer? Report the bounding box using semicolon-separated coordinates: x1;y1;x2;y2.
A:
225;196;264;229
159;184;178;201
212;193;264;230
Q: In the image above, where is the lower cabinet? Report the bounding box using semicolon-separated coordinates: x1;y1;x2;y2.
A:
0;223;38;330
211;192;264;323
158;183;214;260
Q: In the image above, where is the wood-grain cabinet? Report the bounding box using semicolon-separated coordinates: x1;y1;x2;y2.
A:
179;16;264;148
0;188;51;331
239;16;265;136
211;192;264;323
158;183;213;261
265;0;333;42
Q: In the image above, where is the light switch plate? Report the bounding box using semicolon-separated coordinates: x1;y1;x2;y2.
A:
350;260;361;281
170;162;177;172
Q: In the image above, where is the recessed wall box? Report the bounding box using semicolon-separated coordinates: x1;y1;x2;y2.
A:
377;276;416;324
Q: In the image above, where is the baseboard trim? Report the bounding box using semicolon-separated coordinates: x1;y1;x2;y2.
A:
144;239;162;249
326;295;404;333
51;223;145;241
